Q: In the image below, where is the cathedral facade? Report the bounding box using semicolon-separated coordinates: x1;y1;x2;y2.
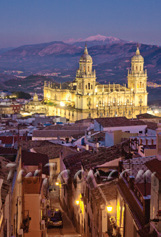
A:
43;45;148;121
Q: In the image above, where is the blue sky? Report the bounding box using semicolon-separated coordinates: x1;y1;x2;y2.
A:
0;0;161;48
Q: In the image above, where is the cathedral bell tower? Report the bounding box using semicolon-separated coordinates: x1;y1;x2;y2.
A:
75;44;96;96
127;46;148;108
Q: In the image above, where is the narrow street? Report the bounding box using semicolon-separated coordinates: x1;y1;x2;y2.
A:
47;191;81;237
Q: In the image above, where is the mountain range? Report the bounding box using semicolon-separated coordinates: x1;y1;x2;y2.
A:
0;34;161;101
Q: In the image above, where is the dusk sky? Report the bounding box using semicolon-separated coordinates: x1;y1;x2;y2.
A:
0;0;161;48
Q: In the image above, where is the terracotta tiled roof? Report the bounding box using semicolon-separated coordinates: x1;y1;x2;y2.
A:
137;113;160;119
0;136;27;145
20;140;77;159
21;151;49;175
91;182;117;206
33;130;85;138
75;118;94;124
95;117;146;128
91;132;105;141
43;124;88;131
32;143;63;159
63;142;126;178
145;158;161;180
0;147;17;155
145;121;158;130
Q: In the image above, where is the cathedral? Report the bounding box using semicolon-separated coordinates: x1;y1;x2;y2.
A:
43;45;148;121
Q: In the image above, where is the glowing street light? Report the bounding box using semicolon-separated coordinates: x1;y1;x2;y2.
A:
106;205;113;213
55;182;59;186
75;200;80;205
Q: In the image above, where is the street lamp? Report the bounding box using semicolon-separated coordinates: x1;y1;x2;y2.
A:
106;205;113;213
75;200;80;205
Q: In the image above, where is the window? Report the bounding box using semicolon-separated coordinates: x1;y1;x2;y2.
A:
88;83;90;89
91;85;93;89
88;66;90;72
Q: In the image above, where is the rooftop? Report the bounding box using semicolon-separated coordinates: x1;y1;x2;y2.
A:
145;121;158;130
91;182;117;206
63;141;127;178
122;156;156;182
21;150;49;175
145;158;161;180
43;124;88;131
137;113;160;119
33;129;85;139
95;117;146;128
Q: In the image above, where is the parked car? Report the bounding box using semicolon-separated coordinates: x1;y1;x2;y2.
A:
47;209;63;228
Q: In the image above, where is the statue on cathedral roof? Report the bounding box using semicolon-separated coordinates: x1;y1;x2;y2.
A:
132;44;144;62
80;43;92;62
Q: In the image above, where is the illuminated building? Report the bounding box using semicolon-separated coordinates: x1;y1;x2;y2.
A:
43;45;148;121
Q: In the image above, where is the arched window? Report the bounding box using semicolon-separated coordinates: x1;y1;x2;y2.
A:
136;66;138;71
91;85;93;89
88;83;90;89
84;66;86;72
88;66;90;72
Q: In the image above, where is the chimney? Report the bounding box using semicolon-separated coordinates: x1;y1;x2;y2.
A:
156;123;161;161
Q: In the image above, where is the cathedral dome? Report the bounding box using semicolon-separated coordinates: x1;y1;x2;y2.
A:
131;46;144;62
80;44;92;62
